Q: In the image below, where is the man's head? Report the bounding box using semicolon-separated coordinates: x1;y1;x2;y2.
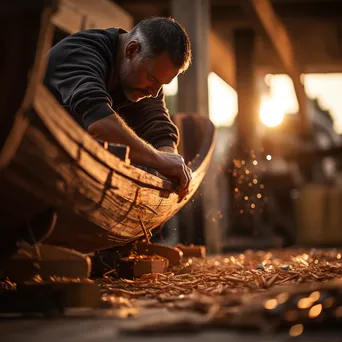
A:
119;17;192;102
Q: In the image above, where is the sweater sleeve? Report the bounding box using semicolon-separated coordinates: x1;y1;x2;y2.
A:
120;87;180;149
44;30;115;129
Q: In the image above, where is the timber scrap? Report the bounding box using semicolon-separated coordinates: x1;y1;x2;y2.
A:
0;1;216;255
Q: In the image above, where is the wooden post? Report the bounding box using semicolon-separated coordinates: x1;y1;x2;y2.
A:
172;0;221;253
172;0;210;116
235;29;259;149
227;28;261;240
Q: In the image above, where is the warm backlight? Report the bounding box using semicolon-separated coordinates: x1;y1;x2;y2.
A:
259;96;285;127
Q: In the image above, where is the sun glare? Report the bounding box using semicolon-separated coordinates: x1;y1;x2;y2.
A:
208;72;238;127
163;77;178;96
259;96;285;127
267;73;342;133
164;72;342;133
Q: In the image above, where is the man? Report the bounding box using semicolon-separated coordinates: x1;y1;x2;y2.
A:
44;17;192;193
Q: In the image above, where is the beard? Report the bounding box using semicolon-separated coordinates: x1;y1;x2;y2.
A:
119;65;147;103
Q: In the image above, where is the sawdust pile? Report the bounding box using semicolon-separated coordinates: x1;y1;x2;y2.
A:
99;248;342;334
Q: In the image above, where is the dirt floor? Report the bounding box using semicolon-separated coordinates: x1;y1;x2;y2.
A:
1;248;342;341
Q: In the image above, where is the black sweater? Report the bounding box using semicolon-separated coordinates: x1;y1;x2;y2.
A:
44;28;179;149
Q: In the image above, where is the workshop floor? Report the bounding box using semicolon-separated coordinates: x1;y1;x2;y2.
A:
1;314;341;342
2;248;342;341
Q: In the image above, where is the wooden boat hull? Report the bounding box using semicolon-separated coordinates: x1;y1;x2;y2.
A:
0;85;216;252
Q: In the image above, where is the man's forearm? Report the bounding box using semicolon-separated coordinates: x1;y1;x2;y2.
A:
87;114;162;168
87;113;191;192
157;146;178;154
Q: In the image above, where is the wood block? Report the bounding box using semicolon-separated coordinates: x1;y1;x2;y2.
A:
3;244;91;282
116;255;168;279
136;243;183;266
176;244;206;258
96;139;130;163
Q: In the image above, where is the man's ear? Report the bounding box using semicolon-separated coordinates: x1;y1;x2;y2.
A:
125;40;141;59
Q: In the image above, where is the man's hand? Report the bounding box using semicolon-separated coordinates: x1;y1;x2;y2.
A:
154;151;192;194
88;116;191;193
156;146;190;195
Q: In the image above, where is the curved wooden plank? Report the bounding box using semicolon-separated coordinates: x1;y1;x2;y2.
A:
0;84;216;252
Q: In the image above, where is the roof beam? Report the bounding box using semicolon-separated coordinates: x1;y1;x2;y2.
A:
209;30;236;89
243;0;311;135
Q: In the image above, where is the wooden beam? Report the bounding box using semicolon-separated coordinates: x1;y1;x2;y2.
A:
209;30;236;89
243;0;310;135
52;0;133;34
214;20;342;74
51;1;83;34
234;29;258;145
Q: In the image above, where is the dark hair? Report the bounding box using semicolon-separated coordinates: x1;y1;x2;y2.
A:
129;17;192;72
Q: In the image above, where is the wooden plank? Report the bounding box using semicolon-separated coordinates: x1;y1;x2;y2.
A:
78;0;133;30
52;0;133;34
51;1;83;34
243;0;311;135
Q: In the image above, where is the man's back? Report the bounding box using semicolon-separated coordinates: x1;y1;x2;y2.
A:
44;28;120;128
44;27;179;150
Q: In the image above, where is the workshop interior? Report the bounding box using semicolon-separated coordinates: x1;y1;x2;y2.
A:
1;1;342;341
